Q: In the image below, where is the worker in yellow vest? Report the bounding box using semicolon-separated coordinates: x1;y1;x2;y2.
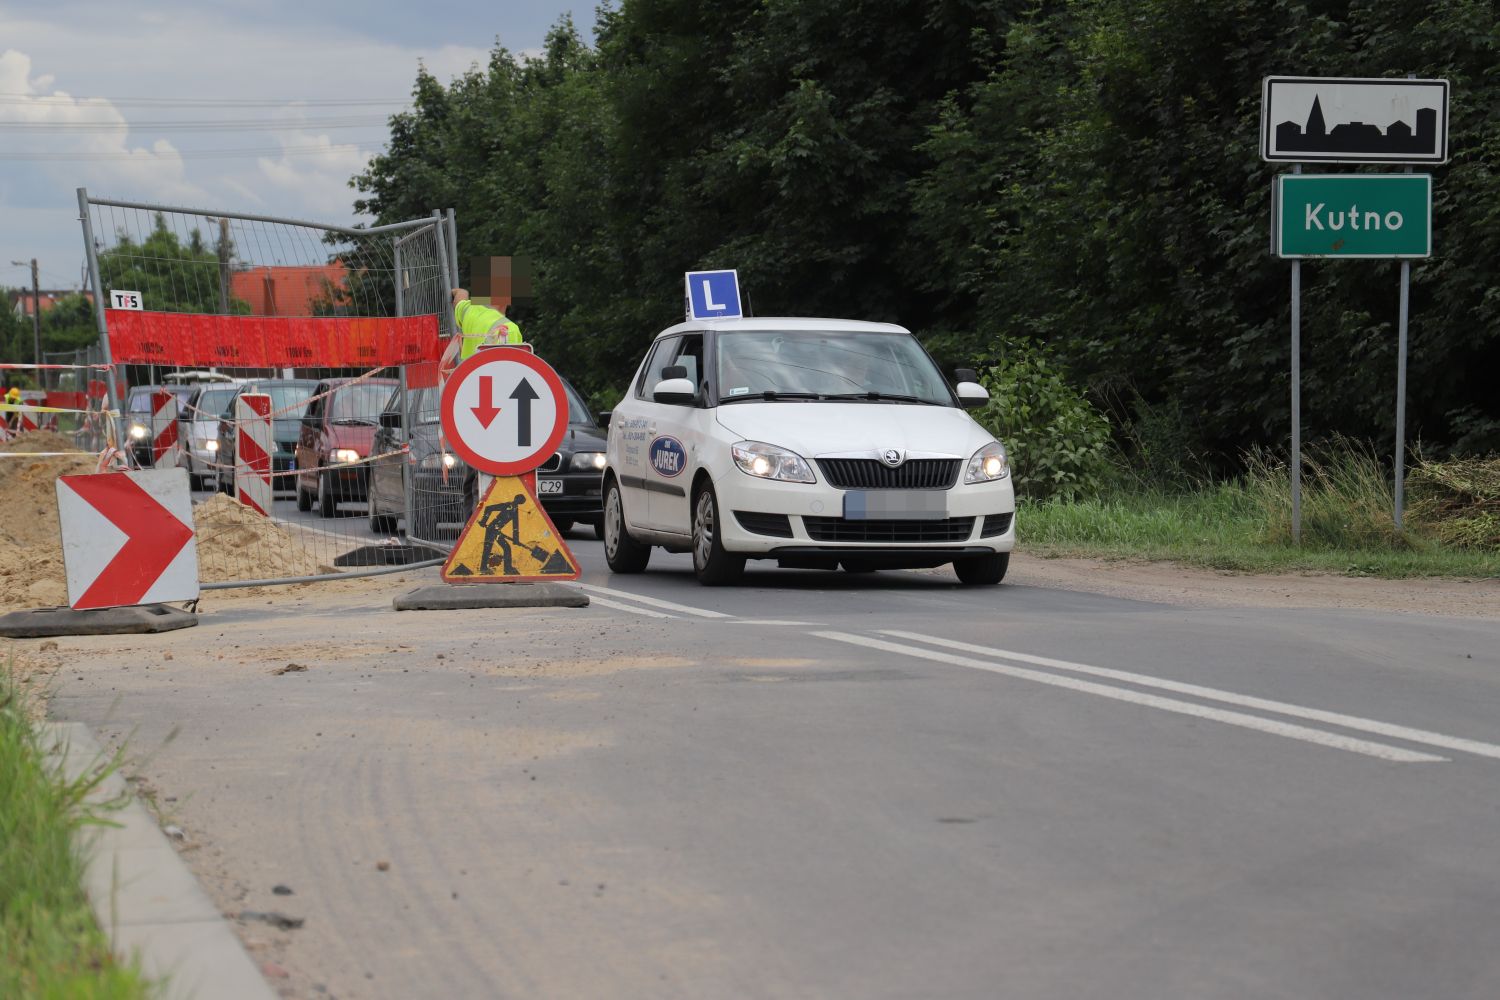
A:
451;288;522;360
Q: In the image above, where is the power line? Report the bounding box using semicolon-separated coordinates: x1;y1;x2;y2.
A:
0;141;385;162
0;117;395;132
0;93;411;108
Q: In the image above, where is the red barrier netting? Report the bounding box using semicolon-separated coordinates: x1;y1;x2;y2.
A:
106;310;441;367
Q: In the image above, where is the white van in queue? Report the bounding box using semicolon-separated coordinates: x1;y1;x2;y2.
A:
602;317;1015;586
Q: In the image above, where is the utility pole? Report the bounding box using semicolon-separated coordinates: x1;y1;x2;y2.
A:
9;258;42;379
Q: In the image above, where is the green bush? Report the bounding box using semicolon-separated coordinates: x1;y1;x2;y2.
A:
1408;457;1500;550
971;341;1111;500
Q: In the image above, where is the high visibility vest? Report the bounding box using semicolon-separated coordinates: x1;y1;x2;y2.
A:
454;300;523;360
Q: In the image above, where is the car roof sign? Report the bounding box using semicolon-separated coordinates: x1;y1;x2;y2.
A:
684;270;743;321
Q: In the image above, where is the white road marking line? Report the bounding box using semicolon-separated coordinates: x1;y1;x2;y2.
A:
814;632;1445;763
882;630;1500;763
585;595;677;619
571;583;733;619
729;620;822;626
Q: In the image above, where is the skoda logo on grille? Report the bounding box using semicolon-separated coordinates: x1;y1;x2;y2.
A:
879;449;904;468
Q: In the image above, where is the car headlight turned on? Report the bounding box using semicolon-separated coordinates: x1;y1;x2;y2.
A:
418;452;458;470
570;451;607;472
331;448;361;465
204;439;219;452
128;423;149;440
731;441;816;484
964;441;1009;483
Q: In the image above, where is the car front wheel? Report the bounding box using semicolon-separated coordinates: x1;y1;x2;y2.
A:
603;478;651;573
692;482;744;586
953;551;1008;585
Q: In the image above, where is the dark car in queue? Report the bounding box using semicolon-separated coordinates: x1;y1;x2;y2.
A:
123;384;196;467
294;378;400;517
216;379;319;500
368;378;607;540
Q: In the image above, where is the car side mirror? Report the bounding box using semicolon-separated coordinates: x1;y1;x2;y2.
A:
661;364;688;381
597;410;612;428
380;410;402;429
955;381;989;410
652;378;696;405
953;368;979;384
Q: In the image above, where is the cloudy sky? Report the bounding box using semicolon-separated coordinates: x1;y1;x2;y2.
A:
0;1;593;294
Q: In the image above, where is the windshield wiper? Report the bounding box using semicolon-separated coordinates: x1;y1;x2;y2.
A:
820;392;945;405
719;390;823;403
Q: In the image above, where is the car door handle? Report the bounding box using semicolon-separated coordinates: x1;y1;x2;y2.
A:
648;425;656;435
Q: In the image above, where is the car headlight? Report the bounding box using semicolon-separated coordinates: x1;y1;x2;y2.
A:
128;423;149;440
331;448;361;465
965;441;1009;483
731;440;815;484
418;452;458;470
204;439;219;452
570;451;607;472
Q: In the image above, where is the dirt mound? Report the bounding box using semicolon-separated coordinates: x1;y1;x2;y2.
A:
193;493;332;583
0;430;84;454
0;447;334;608
0;446;99;609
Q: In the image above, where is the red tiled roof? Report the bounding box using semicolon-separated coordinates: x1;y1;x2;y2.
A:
230;263;347;317
10;290;93;316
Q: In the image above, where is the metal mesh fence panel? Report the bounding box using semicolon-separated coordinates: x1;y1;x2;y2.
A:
78;194;459;587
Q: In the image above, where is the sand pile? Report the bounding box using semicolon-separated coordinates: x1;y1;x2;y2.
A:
193;493;332;583
0;432;335;608
0;434;98;608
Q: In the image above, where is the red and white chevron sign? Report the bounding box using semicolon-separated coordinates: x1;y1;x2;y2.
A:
151;389;183;468
234;392;272;516
56;468;198;609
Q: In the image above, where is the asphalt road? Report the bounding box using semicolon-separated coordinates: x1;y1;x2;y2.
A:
46;538;1500;999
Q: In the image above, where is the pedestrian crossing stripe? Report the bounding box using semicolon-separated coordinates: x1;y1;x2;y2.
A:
441;475;580;583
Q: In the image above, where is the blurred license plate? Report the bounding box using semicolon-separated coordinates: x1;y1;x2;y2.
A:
843;490;947;520
537;477;564;495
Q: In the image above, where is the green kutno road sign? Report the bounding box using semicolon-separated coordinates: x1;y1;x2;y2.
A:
1275;174;1431;258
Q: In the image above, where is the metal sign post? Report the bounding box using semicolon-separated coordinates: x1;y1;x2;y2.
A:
1264;76;1447;542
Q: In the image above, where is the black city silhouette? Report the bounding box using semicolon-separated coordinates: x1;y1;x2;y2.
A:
1276;95;1437;155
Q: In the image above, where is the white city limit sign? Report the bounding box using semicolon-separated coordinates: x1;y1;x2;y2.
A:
1261;76;1450;164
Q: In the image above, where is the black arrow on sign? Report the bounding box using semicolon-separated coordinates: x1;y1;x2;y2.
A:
509;377;539;447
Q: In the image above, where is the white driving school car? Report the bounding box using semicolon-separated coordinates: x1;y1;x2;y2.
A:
603;317;1015;585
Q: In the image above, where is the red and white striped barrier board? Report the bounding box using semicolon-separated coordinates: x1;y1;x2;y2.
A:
233;392;273;516
56;468;198;609
151;389;183;468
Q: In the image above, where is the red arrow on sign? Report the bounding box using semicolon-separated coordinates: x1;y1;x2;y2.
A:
64;474;195;610
472;375;502;429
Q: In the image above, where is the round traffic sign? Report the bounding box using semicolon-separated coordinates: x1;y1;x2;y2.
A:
440;347;570;475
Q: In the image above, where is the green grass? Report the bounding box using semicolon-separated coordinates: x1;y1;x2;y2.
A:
0;669;152;1000
1019;444;1500;579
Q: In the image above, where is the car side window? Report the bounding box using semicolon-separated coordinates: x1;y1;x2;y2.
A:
635;337;680;400
671;335;704;397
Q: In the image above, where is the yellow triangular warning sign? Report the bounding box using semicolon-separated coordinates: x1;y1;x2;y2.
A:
441;475;580;583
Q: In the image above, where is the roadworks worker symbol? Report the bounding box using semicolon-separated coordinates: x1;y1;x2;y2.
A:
442;475;580;583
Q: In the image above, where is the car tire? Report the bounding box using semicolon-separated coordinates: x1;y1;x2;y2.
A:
368;491;397;534
296;482;312;511
840;560;877;574
551;517;575;535
953;551;1008;585
691;482;744;586
603;477;651;573
318;474;336;518
590;514;605;539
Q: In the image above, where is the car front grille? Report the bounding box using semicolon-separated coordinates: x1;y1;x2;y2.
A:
817;458;960;490
538;453;562;472
981;512;1013;538
734;511;794;538
802;516;976;543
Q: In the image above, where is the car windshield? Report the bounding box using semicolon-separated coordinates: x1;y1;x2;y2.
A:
329;382;395;423
242;384;315;418
715;330;952;405
127;386;192;416
564;382;594;426
193;387;239;420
